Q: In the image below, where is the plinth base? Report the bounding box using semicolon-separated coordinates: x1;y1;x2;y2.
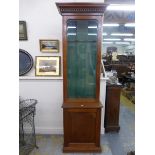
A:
105;126;120;132
63;144;102;153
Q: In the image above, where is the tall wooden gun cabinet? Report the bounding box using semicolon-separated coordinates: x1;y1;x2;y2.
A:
56;3;107;153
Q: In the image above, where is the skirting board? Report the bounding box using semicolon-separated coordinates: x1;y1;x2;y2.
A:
36;127;63;134
24;127;105;135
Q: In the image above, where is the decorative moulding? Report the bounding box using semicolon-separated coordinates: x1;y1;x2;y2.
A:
19;76;108;80
56;3;108;15
19;76;63;80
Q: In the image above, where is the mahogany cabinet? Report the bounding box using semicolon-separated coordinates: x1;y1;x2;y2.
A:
56;3;107;152
104;84;122;132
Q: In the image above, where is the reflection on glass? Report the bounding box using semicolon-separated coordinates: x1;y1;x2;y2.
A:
67;19;98;98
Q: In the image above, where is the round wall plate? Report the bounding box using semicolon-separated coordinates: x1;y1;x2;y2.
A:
19;49;33;76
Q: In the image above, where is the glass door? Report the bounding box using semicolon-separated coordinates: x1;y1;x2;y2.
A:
66;19;98;99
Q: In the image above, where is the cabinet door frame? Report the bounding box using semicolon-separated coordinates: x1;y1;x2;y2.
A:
63;108;101;147
62;15;103;104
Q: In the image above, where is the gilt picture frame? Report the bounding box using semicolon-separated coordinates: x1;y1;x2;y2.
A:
39;40;59;53
35;56;61;76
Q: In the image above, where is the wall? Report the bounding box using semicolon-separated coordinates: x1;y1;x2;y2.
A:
20;78;107;134
19;0;63;76
19;0;105;76
19;0;107;134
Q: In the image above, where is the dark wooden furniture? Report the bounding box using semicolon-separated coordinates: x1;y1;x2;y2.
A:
121;74;135;84
104;83;122;132
56;3;107;153
127;151;135;155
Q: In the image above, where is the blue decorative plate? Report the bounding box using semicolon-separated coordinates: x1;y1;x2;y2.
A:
19;49;33;76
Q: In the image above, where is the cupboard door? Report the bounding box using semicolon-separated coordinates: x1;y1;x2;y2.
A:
64;108;101;146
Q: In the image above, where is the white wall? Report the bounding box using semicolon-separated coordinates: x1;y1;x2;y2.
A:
19;0;107;134
19;0;63;76
20;78;107;134
20;78;63;134
19;0;105;76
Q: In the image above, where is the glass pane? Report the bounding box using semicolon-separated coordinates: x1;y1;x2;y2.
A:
67;19;98;98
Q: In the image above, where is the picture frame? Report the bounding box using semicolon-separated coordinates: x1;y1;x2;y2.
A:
39;40;59;53
35;56;61;76
19;21;28;40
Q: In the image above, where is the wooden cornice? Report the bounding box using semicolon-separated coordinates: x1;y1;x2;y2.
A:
56;3;108;16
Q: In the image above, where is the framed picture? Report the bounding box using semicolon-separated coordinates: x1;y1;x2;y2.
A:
19;21;27;40
35;56;61;76
40;40;59;53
